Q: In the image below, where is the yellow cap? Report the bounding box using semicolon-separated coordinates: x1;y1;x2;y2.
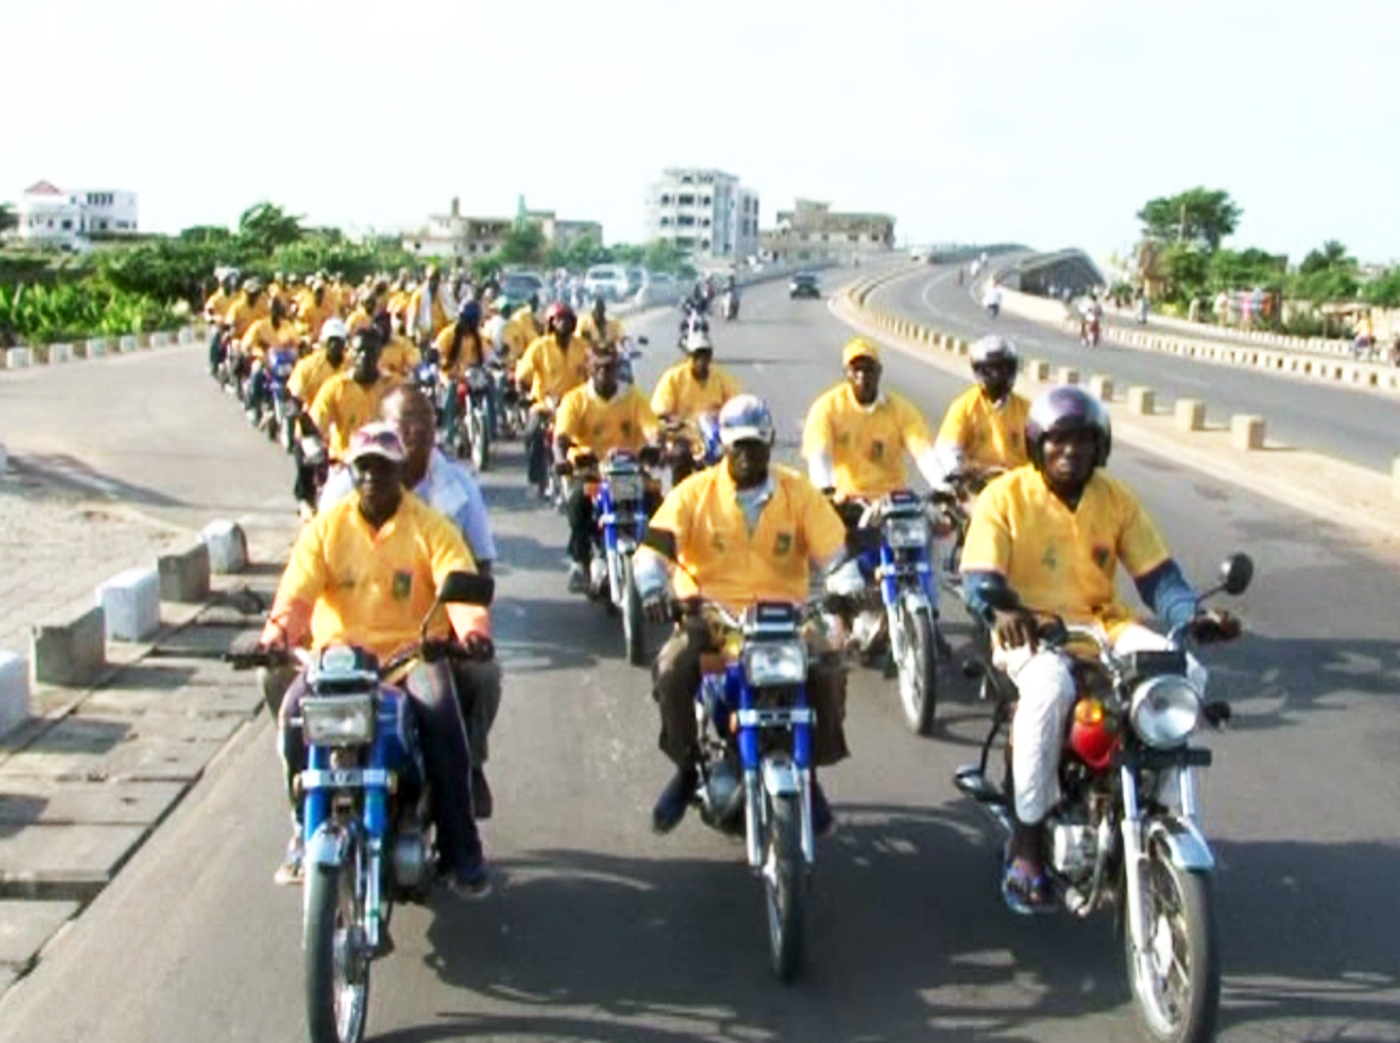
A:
841;337;880;367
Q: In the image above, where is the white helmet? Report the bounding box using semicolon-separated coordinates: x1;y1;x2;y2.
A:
970;334;1019;367
320;318;349;342
683;329;714;354
717;394;775;447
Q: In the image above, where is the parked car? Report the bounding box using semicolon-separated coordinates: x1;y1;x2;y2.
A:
637;271;680;308
499;270;545;304
789;272;821;299
624;267;646;299
585;264;631;302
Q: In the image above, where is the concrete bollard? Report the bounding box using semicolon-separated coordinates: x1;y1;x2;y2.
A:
1088;375;1114;401
953;340;969;355
0;651;30;737
1056;366;1080;386
6;347;33;369
1230;415;1266;451
178;327;195;345
96;567;161;641
31;607;106;687
0;442;7;475
118;335;139;353
1127;387;1156;415
1175;398;1206;431
49;343;74;364
151;332;170;348
158;543;212;603
1027;359;1050;381
199;519;249;574
86;338;108;358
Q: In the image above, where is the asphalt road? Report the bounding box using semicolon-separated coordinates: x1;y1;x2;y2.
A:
0;274;1397;1042
874;263;1400;473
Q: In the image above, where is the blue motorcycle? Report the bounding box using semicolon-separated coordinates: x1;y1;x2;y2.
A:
229;571;493;1043
265;345;301;452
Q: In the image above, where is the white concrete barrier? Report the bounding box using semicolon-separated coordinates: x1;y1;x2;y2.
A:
1231;415;1265;451
199;520;249;574
96;567;161;641
118;335;139;353
6;347;33;369
0;651;30;738
178;327;195;345
1175;399;1206;431
1088;375;1114;401
82;338;108;359
151;332;170;348
1127;387;1156;415
49;343;74;364
1056;366;1080;385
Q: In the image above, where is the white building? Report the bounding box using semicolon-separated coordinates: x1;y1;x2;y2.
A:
644;169;759;260
14;180;138;247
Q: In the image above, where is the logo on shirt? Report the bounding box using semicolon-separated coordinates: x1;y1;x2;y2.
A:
1092;545;1112;573
1041;545;1059;573
620;420;633;438
870;440;886;461
391;571;413;600
774;532;793;556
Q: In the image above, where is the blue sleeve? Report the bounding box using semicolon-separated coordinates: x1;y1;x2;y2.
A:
1134;559;1197;630
962;570;1013;624
456;473;497;564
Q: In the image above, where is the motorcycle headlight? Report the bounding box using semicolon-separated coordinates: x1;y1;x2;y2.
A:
884;515;929;549
302;693;375;746
466;368;491;391
1129;675;1202;748
743;640;807;687
606;471;642;503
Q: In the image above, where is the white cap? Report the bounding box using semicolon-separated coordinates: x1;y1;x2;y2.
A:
320;318;348;342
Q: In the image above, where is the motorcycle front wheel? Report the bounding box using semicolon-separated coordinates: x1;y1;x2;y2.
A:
304;854;371;1043
470;407;490;472
896;606;938;736
620;555;645;666
763;792;807;984
1125;846;1220;1043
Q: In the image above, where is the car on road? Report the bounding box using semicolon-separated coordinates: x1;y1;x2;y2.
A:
499;270;545;304
789;272;821;299
585;264;631;303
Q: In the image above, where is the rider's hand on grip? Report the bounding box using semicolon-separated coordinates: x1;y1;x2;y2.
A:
993;608;1041;653
420;637;454;663
643;593;671;625
1191;610;1241;645
461;632;495;661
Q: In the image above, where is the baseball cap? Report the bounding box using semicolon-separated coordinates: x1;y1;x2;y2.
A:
841;338;880;367
717;394;775;447
345;422;406;466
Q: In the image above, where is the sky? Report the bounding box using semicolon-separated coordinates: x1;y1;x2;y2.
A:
5;0;1398;266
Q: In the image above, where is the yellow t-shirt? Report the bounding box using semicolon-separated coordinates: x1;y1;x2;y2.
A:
344;307;375;339
500;318;532;367
514;335;589;406
204;288;234;322
555;383;658;461
295;292;336;342
224;296;270;339
934;386;1031;473
379;335;421;382
511;305;540;339
288;350;344;405
577;313;625;350
408;287;454;338
650;361;742;426
801;384;936;498
240;317;300;360
308;374;391;462
642;464;848;614
433;323;488;377
266;492;481;660
960;467;1171;637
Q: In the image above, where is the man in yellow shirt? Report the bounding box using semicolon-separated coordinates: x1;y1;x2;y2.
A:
576;295;625;351
934;335;1031;481
293;277;336;344
240;295;302;424
960;385;1238;912
801;338;944;501
223;277;270;378
259;422;494;896
374;310;421;383
308;330;391;464
287;319;350;517
407;266;456;343
554;346;661;592
634;394;862;835
204;268;240;376
651;328;741;482
515;303;589;491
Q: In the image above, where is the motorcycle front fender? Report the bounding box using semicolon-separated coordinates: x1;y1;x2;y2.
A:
1145;815;1215;872
762;758;802;797
305;822;351;869
898;587;931;615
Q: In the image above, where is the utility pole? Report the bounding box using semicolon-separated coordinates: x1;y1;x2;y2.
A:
1177;201;1186;243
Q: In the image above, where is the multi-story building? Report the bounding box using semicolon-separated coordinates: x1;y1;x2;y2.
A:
760;198;895;261
644;169;760;260
403;198;604;260
14;180;138;248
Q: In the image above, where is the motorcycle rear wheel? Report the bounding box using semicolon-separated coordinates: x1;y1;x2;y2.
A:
1125;848;1220;1043
304;856;370;1043
764;792;807;983
897;606;939;736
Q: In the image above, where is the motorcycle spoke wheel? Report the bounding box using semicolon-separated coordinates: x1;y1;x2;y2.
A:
304;854;370;1043
621;556;646;666
897;608;939;736
1126;851;1220;1043
763;792;807;983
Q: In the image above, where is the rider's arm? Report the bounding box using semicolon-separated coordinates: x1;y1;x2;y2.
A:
260;519;330;648
962;569;1014;623
1134;558;1198;631
801;395;837;490
420;509;490;640
553;391;583;465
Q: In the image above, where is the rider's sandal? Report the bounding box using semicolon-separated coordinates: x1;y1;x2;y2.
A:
1001;856;1054;916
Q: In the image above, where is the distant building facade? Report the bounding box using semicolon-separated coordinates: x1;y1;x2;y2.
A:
14;180;138;248
760;199;894;261
403;197;603;260
644;168;759;260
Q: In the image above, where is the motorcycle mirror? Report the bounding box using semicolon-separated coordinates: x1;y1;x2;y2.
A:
636;336;649;346
437;570;494;607
1219;553;1253;596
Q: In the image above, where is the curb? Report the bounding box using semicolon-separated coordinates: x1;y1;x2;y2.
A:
2;324;206;374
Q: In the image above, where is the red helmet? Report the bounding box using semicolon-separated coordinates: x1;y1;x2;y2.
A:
542;301;574;327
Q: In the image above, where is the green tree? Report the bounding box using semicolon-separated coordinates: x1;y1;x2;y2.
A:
496;223;546;266
1160;241;1210;303
237;202;304;253
1208;247;1287;292
178;224;235;244
642;239;686;273
1363;268;1400;308
1137;188;1242;252
0;203;17;233
1299;239;1353;275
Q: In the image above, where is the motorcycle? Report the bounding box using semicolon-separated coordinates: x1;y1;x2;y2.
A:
721;288;740;321
1082;313;1103;348
264;346;301;451
459;365;493;472
227;570;495;1043
651;583;829;982
562;447;657;666
953;553;1252;1043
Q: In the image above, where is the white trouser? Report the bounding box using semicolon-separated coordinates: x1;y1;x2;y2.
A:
993;624;1206;825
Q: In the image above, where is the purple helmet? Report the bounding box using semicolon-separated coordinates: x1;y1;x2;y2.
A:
1025;385;1111;469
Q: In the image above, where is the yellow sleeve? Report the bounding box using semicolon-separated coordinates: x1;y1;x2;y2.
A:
801;392;834;459
514;341;539;386
263;513;331;645
1115;485;1172;579
935;392;971;448
433;326;455;355
959;481;1012;576
798;478;848;564
650;369;676;417
633;389;660;441
896;394;935;455
643;477;694;570
288;356;315;400
308;378;336;434
554;389;586;443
